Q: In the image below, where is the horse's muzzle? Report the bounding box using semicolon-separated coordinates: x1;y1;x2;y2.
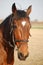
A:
18;52;29;60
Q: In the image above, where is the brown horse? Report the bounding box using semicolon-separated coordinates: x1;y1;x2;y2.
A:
0;3;32;65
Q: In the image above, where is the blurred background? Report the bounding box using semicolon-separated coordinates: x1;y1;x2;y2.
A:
0;0;43;65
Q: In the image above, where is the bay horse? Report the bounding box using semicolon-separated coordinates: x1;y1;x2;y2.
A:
0;3;32;65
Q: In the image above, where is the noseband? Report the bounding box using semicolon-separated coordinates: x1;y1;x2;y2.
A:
9;15;29;48
14;40;29;42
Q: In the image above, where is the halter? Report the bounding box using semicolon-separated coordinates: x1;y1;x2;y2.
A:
9;14;29;48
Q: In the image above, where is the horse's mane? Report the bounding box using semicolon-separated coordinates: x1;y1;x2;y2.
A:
0;14;12;26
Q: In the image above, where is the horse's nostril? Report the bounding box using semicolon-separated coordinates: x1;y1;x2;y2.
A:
19;53;24;57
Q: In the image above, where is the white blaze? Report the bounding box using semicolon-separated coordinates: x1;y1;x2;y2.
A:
22;21;26;26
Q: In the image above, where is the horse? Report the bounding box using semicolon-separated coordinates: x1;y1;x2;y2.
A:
0;3;32;65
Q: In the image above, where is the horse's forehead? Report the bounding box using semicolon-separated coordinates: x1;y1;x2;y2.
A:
13;18;29;29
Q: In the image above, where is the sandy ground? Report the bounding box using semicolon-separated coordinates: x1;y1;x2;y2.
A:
14;29;43;65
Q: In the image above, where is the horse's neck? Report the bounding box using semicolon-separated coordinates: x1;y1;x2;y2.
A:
0;15;14;64
3;21;14;64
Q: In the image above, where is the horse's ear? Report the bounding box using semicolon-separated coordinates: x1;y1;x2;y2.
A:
12;3;17;13
26;5;32;15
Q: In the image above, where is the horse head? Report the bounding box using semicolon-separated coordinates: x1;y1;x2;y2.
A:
10;3;32;60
